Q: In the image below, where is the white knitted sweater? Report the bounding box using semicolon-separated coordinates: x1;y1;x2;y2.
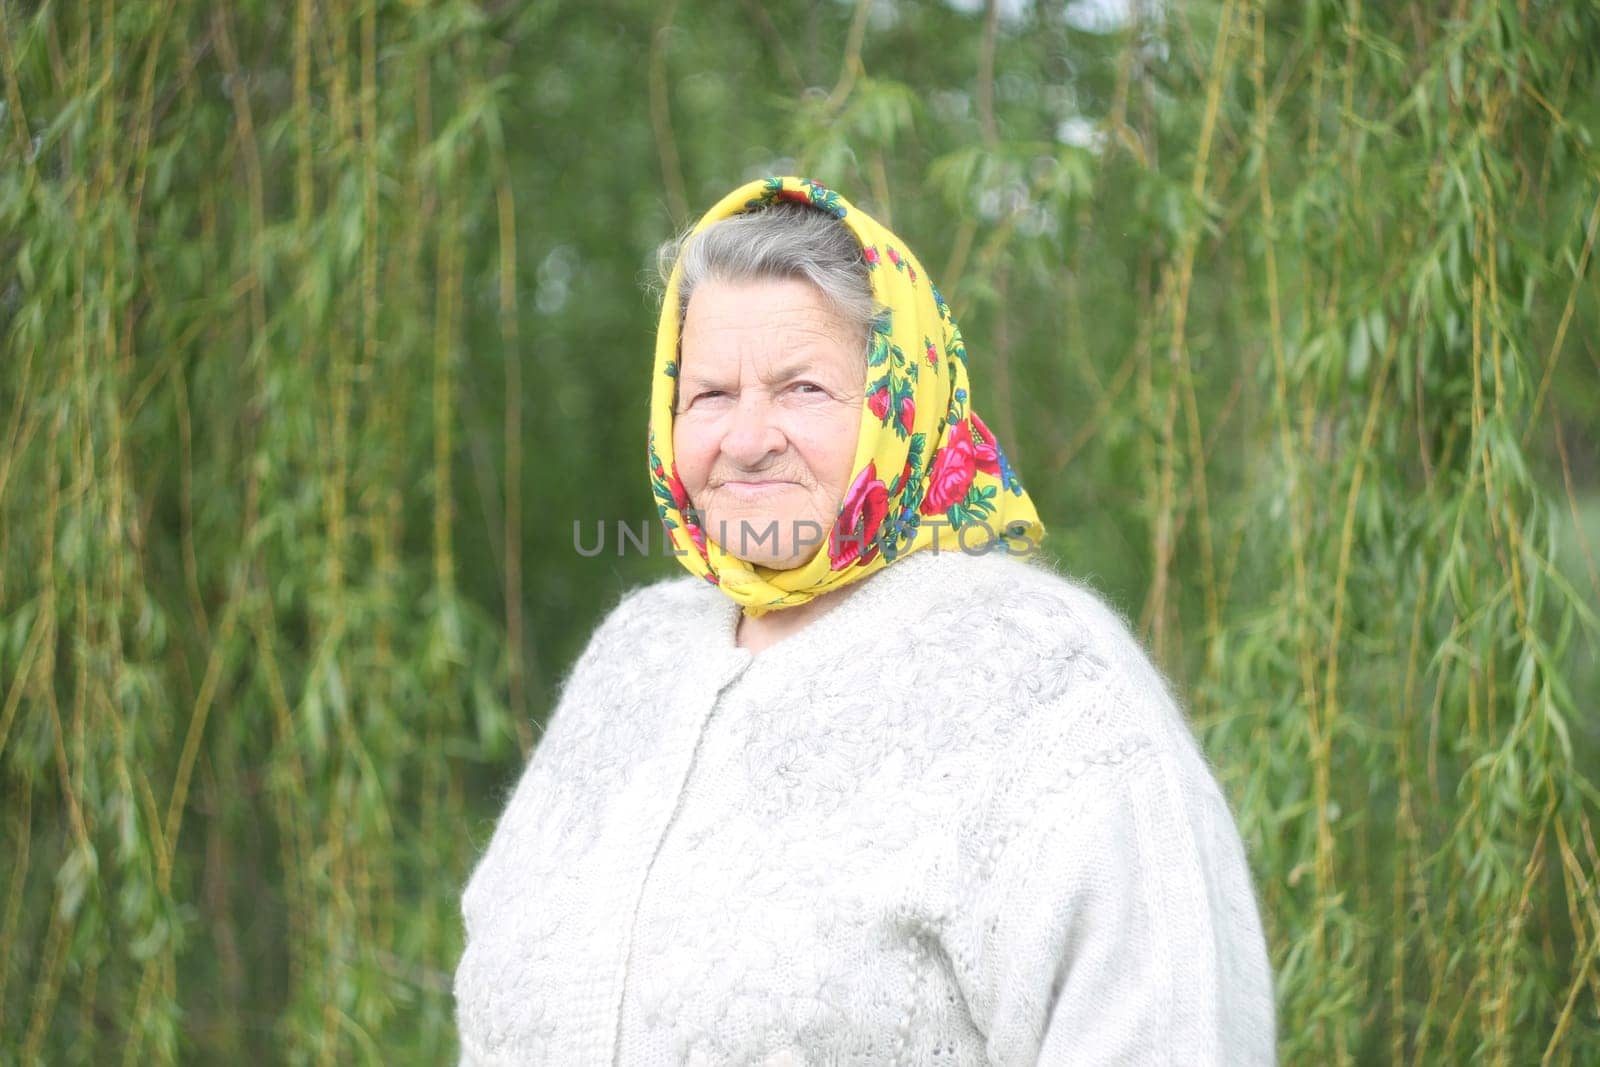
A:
453;549;1276;1065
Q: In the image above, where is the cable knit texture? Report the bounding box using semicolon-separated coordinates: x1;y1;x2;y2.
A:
453;549;1277;1065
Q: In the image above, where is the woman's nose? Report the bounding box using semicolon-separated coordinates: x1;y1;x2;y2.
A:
720;392;786;468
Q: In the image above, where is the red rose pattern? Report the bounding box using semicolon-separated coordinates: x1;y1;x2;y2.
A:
969;410;1001;476
868;386;891;421
920;420;978;514
667;461;707;557
829;462;890;570
897;396;915;435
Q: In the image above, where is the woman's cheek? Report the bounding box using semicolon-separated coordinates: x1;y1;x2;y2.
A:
790;401;856;441
792;408;862;495
672;421;718;489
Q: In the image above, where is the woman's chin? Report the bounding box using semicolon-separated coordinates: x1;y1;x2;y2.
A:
703;507;829;567
729;539;824;571
736;546;821;571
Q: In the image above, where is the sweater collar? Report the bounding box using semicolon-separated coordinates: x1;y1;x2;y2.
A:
678;547;979;676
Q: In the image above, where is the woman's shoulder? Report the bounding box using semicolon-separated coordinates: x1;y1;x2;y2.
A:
604;570;718;625
907;549;1210;772
533;573;726;748
913;549;1155;675
575;572;719;653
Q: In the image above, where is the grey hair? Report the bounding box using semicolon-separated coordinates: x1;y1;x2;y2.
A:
654;201;880;347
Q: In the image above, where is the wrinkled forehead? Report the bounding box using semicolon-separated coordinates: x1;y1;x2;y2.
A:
677;278;865;383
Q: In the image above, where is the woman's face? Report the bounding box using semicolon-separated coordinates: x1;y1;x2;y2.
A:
674;277;864;569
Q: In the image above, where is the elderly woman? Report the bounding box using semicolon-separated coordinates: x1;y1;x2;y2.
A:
453;177;1276;1065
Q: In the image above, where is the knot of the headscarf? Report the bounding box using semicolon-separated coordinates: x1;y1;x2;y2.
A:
647;176;1045;615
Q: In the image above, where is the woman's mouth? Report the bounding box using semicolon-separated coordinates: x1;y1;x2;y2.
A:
719;480;796;497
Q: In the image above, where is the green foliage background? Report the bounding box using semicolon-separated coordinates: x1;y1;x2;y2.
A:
2;0;1598;1062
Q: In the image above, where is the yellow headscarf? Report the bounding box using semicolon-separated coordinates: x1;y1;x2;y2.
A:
647;176;1045;615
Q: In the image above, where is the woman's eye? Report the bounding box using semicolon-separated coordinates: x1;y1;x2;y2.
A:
791;382;825;395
